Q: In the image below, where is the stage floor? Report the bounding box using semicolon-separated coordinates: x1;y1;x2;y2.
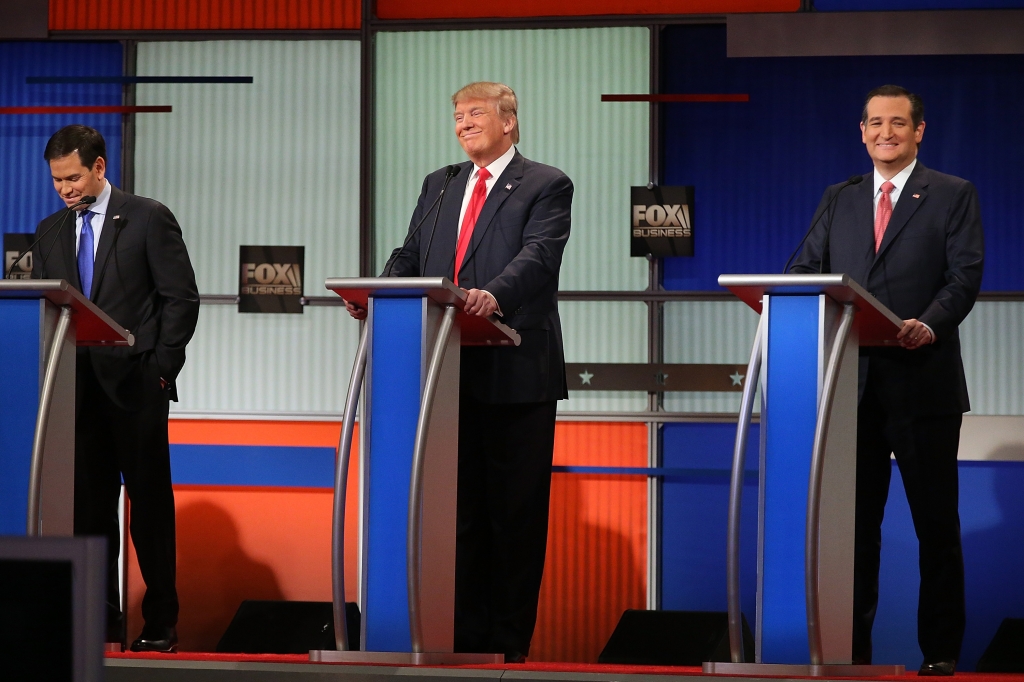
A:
104;653;1021;682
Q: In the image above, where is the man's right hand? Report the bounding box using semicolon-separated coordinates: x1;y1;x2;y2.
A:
344;299;367;320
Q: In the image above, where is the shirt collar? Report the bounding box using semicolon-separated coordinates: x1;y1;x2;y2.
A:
471;145;516;184
81;180;112;219
873;158;917;195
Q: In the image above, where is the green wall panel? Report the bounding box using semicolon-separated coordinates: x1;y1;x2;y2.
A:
374;27;650;292
134;40;361;414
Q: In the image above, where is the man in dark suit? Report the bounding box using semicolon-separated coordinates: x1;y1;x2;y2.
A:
792;85;984;675
347;82;572;661
33;125;200;653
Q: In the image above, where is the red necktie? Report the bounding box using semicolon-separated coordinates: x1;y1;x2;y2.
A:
874;180;895;252
454;167;491;285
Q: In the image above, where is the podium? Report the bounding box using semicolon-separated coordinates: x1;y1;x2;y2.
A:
311;277;519;664
0;280;134;538
704;274;905;676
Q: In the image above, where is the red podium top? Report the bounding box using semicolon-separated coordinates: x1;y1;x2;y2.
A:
325;277;521;347
719;273;904;347
0;280;134;346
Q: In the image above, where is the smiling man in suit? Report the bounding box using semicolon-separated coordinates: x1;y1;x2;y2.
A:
33;125;200;653
792;85;984;675
347;82;573;661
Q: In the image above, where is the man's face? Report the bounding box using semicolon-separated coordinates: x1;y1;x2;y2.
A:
454;97;514;166
49;153;106;209
860;95;924;173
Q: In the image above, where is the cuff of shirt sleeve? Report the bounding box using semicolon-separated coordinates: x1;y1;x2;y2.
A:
920;322;935;343
481;290;502;317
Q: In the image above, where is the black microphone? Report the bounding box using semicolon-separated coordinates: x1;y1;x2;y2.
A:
383;165;462;278
8;195;96;280
783;175;864;274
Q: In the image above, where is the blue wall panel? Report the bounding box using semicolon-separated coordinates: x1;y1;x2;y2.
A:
661;25;1024;291
661;422;760;626
661;419;1024;671
0;300;41;535
0;42;122;237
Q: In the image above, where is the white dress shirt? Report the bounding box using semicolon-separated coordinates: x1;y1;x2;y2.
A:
455;145;516;314
75;179;111;257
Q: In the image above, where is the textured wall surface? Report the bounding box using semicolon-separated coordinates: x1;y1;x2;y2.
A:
0;41;123;236
134;40;361;414
50;0;360;30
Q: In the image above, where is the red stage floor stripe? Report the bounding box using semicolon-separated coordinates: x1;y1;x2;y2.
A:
0;105;172;114
601;94;750;103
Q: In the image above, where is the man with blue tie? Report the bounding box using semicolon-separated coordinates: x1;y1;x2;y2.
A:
33;125;200;653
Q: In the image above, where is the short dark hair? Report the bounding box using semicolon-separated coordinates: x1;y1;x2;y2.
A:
43;125;107;169
861;85;924;129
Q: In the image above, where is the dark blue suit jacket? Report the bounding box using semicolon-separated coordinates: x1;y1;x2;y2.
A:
33;185;200;407
792;162;984;415
384;150;573;404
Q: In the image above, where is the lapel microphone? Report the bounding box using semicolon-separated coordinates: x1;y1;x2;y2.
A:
8;195;97;280
783;175;864;274
384;165;462;277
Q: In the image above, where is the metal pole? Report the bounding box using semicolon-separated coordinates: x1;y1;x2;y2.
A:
805;303;855;665
726;312;764;662
331;323;369;650
407;304;457;653
26;305;73;536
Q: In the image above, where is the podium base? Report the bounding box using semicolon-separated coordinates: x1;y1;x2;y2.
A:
309;650;504;665
703;662;905;676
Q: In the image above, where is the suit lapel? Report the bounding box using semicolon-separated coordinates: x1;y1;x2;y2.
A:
457;152;523;280
873;163;929;266
90;185;128;300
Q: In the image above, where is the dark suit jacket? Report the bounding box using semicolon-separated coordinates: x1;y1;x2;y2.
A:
384;150;573;404
792;162;984;415
33;184;200;409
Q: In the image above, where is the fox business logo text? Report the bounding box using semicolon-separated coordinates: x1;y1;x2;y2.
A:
631;204;692;238
4;250;32;279
240;262;302;295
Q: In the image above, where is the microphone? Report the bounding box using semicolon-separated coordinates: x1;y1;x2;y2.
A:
8;195;96;280
783;175;864;274
383;165;462;278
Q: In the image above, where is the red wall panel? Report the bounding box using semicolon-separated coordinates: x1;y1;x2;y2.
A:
128;420;647;658
50;0;360;31
377;0;799;20
532;422;649;662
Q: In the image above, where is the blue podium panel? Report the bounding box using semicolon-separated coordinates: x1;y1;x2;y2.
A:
760;295;820;664
0;300;42;535
363;297;423;652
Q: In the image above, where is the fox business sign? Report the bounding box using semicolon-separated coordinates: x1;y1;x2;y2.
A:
4;234;34;280
239;245;304;314
630;186;694;258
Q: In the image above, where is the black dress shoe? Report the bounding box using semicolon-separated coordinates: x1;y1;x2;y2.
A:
130;625;178;653
504;651;527;664
919;660;956;676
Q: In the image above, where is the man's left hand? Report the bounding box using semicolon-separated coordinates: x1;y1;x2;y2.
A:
897;319;934;350
463;288;498;317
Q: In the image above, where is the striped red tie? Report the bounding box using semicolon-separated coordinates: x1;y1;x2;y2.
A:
874;181;895;252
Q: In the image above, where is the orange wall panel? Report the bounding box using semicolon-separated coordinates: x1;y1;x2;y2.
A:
50;0;360;31
169;419;342;448
533;422;649;662
377;0;799;20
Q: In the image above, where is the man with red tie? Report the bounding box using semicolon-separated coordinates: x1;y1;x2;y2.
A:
792;85;984;675
347;82;573;662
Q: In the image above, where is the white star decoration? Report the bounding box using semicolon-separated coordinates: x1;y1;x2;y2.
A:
579;370;594;385
730;371;745;386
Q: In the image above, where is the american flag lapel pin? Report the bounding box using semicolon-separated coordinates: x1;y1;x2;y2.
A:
505;183;512;190
912;194;920;199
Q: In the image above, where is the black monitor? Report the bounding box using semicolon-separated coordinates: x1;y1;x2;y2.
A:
0;536;105;682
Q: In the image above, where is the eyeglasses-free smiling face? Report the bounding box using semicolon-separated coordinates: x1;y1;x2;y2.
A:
454;97;515;167
49;152;106;209
861;95;925;177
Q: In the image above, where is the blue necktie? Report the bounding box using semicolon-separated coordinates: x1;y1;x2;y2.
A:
78;210;95;298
